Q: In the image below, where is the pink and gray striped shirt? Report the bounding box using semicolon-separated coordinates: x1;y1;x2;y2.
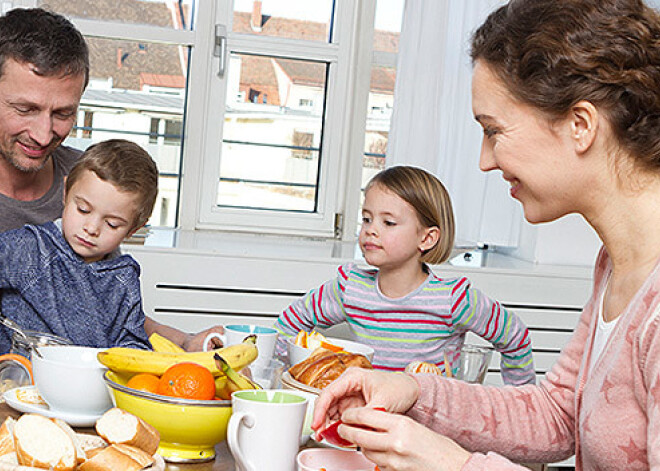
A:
275;263;535;386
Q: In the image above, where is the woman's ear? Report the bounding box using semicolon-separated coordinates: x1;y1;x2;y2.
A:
570;100;599;154
419;226;440;252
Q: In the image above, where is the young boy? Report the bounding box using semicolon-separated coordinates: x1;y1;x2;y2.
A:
0;139;158;354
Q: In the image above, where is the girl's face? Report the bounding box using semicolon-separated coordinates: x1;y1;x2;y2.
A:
359;184;435;272
471;60;583;224
62;170;140;263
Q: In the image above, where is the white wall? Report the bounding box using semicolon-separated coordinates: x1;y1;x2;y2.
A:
512;214;601;267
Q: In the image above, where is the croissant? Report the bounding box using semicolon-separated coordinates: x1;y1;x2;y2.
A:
289;348;373;389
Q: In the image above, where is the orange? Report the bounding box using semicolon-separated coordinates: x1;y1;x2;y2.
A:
156;362;216;400
319;340;345;353
294;331;307;348
126;373;161;394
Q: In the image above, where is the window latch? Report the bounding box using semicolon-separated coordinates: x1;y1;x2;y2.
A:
214;24;227;78
334;213;344;239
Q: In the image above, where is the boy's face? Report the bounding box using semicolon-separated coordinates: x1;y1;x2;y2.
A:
62;169;140;263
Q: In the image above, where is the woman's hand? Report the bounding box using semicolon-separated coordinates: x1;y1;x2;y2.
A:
312;368;420;431
340;407;471;471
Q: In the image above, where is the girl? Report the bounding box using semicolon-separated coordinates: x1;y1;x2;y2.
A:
275;166;535;386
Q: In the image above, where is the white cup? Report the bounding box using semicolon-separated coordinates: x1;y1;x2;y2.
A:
271;389;317;446
204;324;278;366
228;389;308;471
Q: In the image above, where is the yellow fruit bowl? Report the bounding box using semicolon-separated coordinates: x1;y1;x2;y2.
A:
103;371;231;463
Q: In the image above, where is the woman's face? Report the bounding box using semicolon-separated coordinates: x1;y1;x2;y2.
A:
471;61;580;224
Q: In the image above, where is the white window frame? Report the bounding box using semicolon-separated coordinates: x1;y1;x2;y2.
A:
21;0;380;241
189;1;370;238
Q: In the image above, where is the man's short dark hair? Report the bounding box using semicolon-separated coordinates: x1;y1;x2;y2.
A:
0;8;89;86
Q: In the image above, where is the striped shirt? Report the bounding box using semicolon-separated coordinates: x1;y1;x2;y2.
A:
275;263;535;385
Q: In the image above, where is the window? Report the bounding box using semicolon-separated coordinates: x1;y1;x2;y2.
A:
34;0;400;239
356;0;404;231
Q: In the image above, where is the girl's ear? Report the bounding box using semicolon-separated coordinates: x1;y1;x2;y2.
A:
419;226;440;252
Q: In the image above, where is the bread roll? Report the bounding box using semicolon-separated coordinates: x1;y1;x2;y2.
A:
95;408;160;455
78;444;154;471
289;348;372;389
14;414;77;471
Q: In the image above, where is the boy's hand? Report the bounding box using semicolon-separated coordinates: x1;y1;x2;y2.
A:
183;326;225;351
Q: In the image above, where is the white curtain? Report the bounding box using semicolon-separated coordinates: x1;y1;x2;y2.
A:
387;0;522;247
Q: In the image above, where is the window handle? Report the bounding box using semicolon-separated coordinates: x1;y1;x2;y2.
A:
214;24;227;78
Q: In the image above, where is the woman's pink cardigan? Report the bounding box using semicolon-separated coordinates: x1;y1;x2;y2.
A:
407;248;660;470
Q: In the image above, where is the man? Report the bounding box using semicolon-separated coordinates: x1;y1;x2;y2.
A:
0;8;222;351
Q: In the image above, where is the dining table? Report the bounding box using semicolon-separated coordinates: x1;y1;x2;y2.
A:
0;401;237;471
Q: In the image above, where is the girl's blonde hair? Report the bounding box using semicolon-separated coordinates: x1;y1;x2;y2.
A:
366;166;455;265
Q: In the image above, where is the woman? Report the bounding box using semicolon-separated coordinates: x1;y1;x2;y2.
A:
311;0;660;470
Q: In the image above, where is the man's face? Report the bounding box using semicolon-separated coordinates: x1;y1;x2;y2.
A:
0;59;85;173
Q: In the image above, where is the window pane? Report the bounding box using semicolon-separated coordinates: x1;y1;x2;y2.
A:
362;66;396;188
373;0;404;53
233;0;334;42
65;37;188;228
36;0;195;30
218;54;327;212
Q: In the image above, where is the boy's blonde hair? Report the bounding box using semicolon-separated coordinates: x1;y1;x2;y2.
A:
366;166;455;265
65;139;159;229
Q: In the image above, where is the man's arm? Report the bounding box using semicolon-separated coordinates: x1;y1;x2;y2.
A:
144;316;225;352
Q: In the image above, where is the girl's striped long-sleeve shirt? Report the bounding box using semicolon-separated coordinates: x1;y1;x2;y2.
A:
275;263;535;386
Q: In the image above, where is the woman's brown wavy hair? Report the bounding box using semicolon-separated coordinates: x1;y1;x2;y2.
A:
471;0;660;171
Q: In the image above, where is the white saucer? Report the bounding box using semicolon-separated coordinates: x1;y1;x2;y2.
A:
4;386;104;427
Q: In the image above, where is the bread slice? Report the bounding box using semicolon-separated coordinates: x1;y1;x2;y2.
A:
53;418;86;464
95;408;159;455
14;414;77;471
78;443;154;471
0;416;16;457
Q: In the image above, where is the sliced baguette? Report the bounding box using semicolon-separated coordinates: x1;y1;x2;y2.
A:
0;416;15;457
14;414;77;471
78;443;154;471
95;408;159;455
53;418;86;465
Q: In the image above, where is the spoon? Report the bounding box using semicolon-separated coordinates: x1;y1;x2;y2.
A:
0;316;42;358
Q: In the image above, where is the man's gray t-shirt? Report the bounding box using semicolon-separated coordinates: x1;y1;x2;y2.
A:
0;145;81;233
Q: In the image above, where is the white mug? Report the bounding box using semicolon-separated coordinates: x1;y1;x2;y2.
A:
204;324;278;366
228;389;307;471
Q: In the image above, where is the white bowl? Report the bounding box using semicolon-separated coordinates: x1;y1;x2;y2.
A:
297;448;377;471
287;337;375;367
32;345;112;414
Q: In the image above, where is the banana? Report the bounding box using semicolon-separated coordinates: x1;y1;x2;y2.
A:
98;335;258;376
214;353;261;393
215;375;230;400
149;333;185;353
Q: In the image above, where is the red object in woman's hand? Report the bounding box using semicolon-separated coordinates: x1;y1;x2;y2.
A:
316;419;355;447
316;407;386;448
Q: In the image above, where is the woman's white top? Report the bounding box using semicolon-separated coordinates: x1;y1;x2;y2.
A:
589;281;619;373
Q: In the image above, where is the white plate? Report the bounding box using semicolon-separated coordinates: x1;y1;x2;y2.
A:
281;371;321;395
3;386;104;427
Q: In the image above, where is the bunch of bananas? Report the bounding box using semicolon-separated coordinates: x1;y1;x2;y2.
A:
97;333;261;398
